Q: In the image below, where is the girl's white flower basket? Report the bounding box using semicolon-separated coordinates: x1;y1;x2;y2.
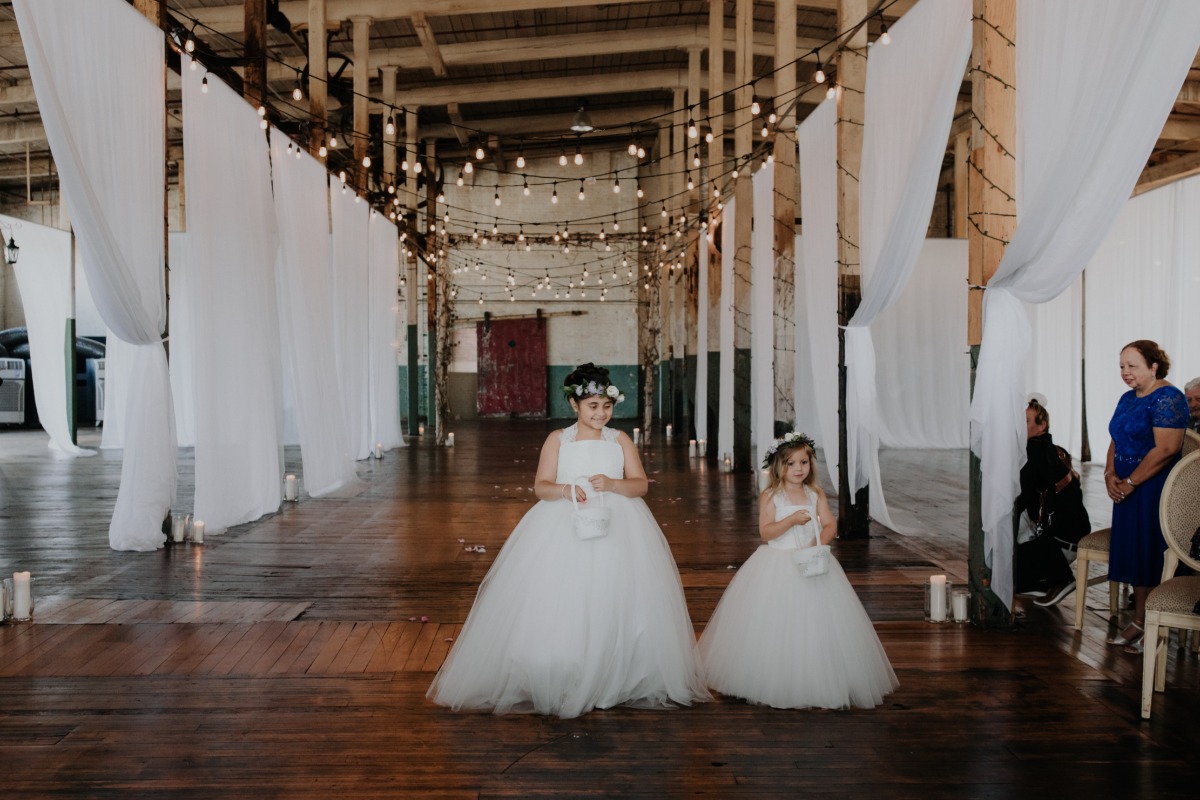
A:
570;479;611;540
792;544;831;577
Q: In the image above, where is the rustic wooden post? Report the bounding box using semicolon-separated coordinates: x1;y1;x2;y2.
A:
351;16;372;189
773;0;799;431
836;0;870;537
243;0;267;110
967;0;1017;626
308;0;328;156
732;0;753;470
704;0;725;443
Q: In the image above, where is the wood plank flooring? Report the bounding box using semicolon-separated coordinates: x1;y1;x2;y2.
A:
1;420;1198;798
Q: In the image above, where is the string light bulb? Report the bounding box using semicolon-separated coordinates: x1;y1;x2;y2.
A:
686;173;694;191
362;154;371;168
750;98;761;116
768;112;778;125
574;145;583;166
693;150;701;168
551;184;559;204
815;65;826;84
705;130;714;144
475;145;485;161
385;116;395;136
185;35;196;53
437;191;445;204
494;190;501;206
578;181;586;201
330;134;338;148
516;150;526;169
292;81;303;101
826;84;837;100
319;144;328;157
559;147;568;167
636;145;646;159
628;142;638;156
200;75;209;93
612;177;620;194
456;172;464;187
880;22;891;45
523;177;530;196
413;161;422;174
636;182;644;198
687;117;698;139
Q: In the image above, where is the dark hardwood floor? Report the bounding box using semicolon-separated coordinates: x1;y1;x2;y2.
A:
1;420;1197;798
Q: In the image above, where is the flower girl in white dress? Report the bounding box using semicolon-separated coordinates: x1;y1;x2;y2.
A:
698;433;898;709
428;364;709;718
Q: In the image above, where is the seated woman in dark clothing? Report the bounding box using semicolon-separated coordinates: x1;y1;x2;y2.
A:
1014;396;1092;607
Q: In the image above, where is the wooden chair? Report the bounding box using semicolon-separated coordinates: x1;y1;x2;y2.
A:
1073;429;1200;631
1141;449;1200;720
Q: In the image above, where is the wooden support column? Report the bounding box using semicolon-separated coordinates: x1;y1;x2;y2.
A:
836;0;869;537
685;46;703;436
351;16;372;189
705;0;725;441
243;0;267;109
308;0;328;156
968;0;1017;625
773;0;798;430
382;67;398;185
953;130;969;238
404;107;419;216
405;233;419;435
732;0;754;470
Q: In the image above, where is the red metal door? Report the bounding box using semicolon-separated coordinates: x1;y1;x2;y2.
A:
476;317;547;417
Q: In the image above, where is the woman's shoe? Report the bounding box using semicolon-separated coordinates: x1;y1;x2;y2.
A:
1107;621;1143;646
1124;636;1145;655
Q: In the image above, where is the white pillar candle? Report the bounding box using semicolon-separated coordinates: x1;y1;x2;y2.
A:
929;575;948;622
418;424;425;436
633;427;641;444
12;571;32;621
192;520;205;544
722;453;733;472
688;439;697;457
952;589;969;623
446;432;455;447
698;439;707;457
665;423;673;439
171;515;186;543
375;442;384;459
285;474;298;502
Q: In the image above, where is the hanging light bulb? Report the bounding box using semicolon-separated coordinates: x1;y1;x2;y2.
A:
494;190;501;206
292;81;303;102
705;130;714;144
437;191;445;204
518;227;525;241
413;161;423;174
750;98;761;116
826;84;837;100
559;147;568;166
523;177;530;196
613;218;620;231
260;117;268;130
362;154;371;168
551;184;559;204
574;145;583;166
693;150;701;168
456;172;464;187
688;117;698;139
732;165;740;179
185;35;196;53
880;22;891;45
769;112;778;125
516;151;526;169
385;115;395;136
200;75;209;93
687;173;694;191
628;142;638;156
319;144;328;157
296;147;302;160
636;182;644;199
761;125;769;138
815;65;826;84
492;222;499;235
475;145;485;161
661;204;668;218
189;58;198;71
258;105;266;117
636;145;646;159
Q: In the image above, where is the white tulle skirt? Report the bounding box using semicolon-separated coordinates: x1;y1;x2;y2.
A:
428;494;710;718
698;546;898;710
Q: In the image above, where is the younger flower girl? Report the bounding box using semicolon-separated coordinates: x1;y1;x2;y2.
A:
698;433;898;709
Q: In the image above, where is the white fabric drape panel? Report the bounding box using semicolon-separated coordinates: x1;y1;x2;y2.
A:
718;201;736;466
167;232;196;448
1026;281;1084;457
182;57;283;534
331;187;372;461
98;335;134;449
873;239;970;449
970;0;1200;609
797;98;840;487
16;0;175;551
751;165;775;469
368;212;404;450
846;0;972;530
8;217;93;456
1081;177;1200;460
695;237;709;445
790;235;822;450
270;134;362;496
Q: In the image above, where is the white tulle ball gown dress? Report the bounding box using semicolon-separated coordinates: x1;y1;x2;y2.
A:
427;424;710;718
698;486;898;710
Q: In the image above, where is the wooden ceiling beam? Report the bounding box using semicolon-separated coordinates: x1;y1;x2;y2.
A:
446;102;471;144
410;12;449;77
1134;149;1200;196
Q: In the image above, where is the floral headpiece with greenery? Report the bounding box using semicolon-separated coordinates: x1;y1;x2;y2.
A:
762;431;817;468
562;380;626;404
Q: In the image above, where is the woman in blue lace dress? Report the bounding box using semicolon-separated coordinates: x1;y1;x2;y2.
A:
1104;340;1188;653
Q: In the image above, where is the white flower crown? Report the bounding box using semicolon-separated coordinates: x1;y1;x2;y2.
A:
562;380;626;404
762;431;817;468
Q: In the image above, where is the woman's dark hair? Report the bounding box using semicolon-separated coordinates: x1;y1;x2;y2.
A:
1122;340;1171;379
563;362;610;391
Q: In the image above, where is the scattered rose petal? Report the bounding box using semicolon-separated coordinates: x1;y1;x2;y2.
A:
444;637;455;643
457;538;465;543
408;617;417;621
420;616;429;623
726;565;735;570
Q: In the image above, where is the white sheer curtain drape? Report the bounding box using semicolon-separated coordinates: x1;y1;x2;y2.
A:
970;0;1200;609
845;0;972;530
718;201;736;467
182;57;283;533
752;165;775;470
368;212;404;450
695;237;709;445
798;98;840;485
331;187;372;461
270;134;362;496
15;0;175;551
167;232;196;448
7;216;92;457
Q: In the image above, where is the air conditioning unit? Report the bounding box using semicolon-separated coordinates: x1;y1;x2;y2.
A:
0;358;25;424
87;358;105;424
